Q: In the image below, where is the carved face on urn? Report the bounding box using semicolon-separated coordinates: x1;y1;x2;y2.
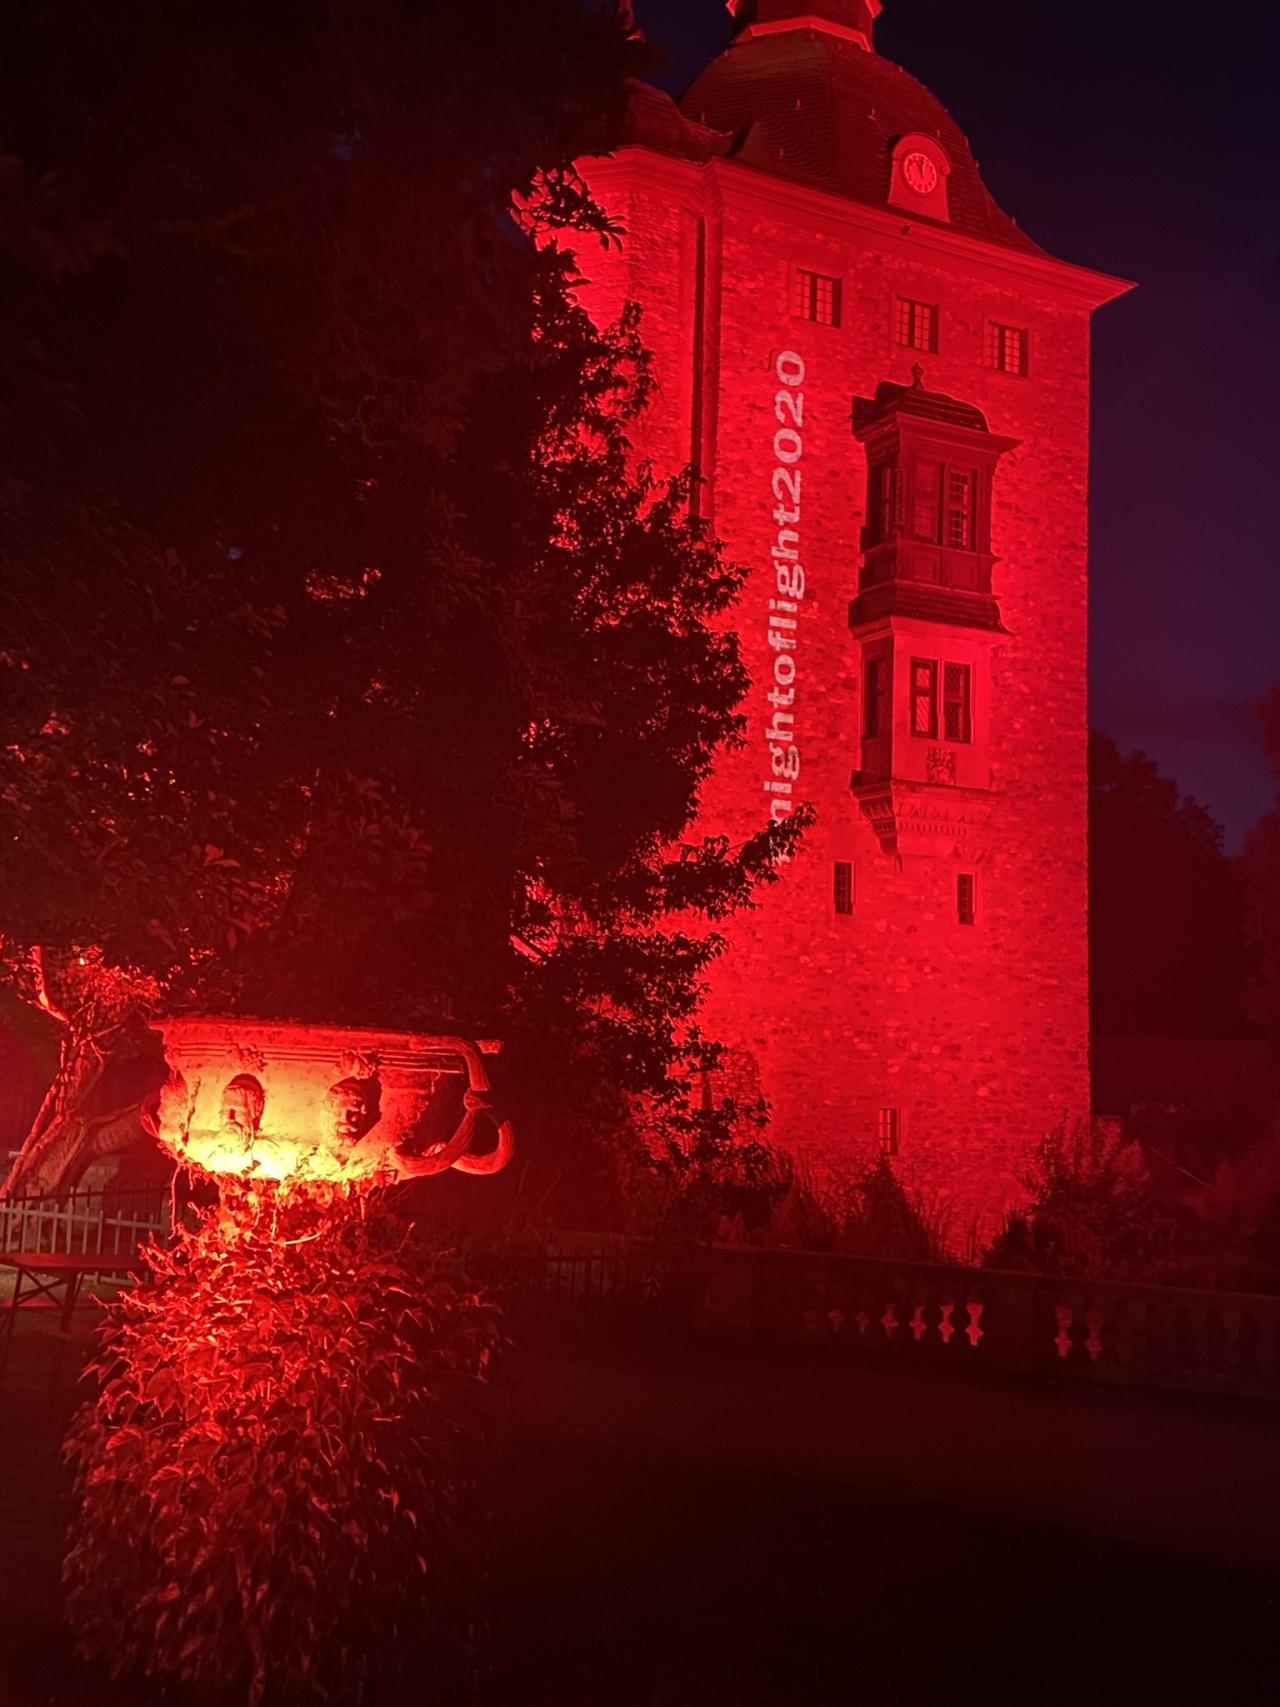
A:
323;1077;381;1148
219;1074;266;1138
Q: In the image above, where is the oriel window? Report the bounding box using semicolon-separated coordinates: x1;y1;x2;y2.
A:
912;460;942;542
910;658;938;738
942;663;972;743
864;655;890;739
873;463;900;543
946;470;975;549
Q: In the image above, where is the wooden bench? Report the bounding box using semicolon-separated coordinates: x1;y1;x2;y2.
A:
0;1249;147;1338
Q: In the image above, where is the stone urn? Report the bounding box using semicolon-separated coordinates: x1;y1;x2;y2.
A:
146;1018;514;1186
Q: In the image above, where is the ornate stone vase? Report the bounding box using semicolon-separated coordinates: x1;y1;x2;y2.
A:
147;1018;514;1188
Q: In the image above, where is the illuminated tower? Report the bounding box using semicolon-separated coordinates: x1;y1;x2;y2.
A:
575;0;1129;1238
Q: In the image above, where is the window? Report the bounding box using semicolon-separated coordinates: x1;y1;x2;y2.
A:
896;297;938;352
912;658;971;744
864;655;889;739
834;861;855;916
910;461;978;548
912;460;942;541
793;268;842;327
910;658;938;738
988;321;1028;375
878;1107;901;1157
957;872;976;926
942;663;972;743
945;470;975;550
872;463;899;543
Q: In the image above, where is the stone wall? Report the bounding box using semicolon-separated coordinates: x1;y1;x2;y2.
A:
574;148;1104;1242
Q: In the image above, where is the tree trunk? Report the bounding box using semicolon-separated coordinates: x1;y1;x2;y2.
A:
1;1022;163;1199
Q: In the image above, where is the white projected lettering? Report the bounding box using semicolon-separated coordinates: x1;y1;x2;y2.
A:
762;350;806;860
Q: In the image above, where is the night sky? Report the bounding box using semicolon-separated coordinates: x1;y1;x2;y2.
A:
635;0;1280;849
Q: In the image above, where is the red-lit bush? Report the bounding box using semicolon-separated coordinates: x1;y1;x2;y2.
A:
64;1185;500;1706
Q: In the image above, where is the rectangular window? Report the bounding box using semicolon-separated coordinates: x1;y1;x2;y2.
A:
988;321;1028;375
864;655;889;739
834;861;855;916
943;662;972;743
794;268;842;327
878;1107;901;1157
912;460;942;542
910;658;938;738
945;470;975;549
957;872;977;926
896;297;938;352
873;463;899;543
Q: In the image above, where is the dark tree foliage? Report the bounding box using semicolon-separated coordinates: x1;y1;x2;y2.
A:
1241;684;1280;1036
0;0;801;1198
1089;731;1248;1039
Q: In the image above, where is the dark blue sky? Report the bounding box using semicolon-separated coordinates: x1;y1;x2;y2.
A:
634;0;1280;849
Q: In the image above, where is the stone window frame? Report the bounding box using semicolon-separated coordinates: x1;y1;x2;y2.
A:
878;1106;902;1157
790;264;843;329
957;871;977;927
833;860;855;917
987;319;1030;376
895;295;938;354
910;655;974;746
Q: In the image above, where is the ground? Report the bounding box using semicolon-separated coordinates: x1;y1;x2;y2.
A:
0;1306;1275;1705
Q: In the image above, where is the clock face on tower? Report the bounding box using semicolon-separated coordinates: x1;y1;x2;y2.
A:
902;151;939;196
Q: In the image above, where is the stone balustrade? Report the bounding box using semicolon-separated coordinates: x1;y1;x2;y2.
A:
698;1247;1280;1398
499;1237;1280;1402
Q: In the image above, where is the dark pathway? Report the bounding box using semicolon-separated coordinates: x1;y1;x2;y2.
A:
0;1317;1276;1705
491;1338;1280;1706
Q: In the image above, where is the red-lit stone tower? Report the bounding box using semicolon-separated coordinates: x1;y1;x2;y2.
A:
575;0;1129;1240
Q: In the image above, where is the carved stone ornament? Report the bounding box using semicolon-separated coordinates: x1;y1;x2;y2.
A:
143;1019;514;1186
855;782;993;858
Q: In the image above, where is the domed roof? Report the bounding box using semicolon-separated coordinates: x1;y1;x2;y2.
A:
853;365;992;434
677;22;1041;255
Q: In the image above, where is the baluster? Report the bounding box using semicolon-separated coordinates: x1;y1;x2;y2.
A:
964;1300;984;1348
880;1302;900;1340
1054;1303;1075;1360
1084;1305;1104;1364
938;1298;956;1345
910;1302;927;1343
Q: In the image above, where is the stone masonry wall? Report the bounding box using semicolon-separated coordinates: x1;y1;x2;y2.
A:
575;150;1097;1247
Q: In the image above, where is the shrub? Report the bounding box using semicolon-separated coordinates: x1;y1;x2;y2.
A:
63;1184;500;1706
986;1119;1177;1280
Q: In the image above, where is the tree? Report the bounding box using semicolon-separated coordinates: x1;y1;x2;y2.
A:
1089;731;1247;1039
985;1119;1179;1281
0;1;801;1201
1242;684;1280;1036
64;1188;500;1705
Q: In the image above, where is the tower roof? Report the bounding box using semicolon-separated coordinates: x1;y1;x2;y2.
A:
678;11;1041;254
731;0;882;49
